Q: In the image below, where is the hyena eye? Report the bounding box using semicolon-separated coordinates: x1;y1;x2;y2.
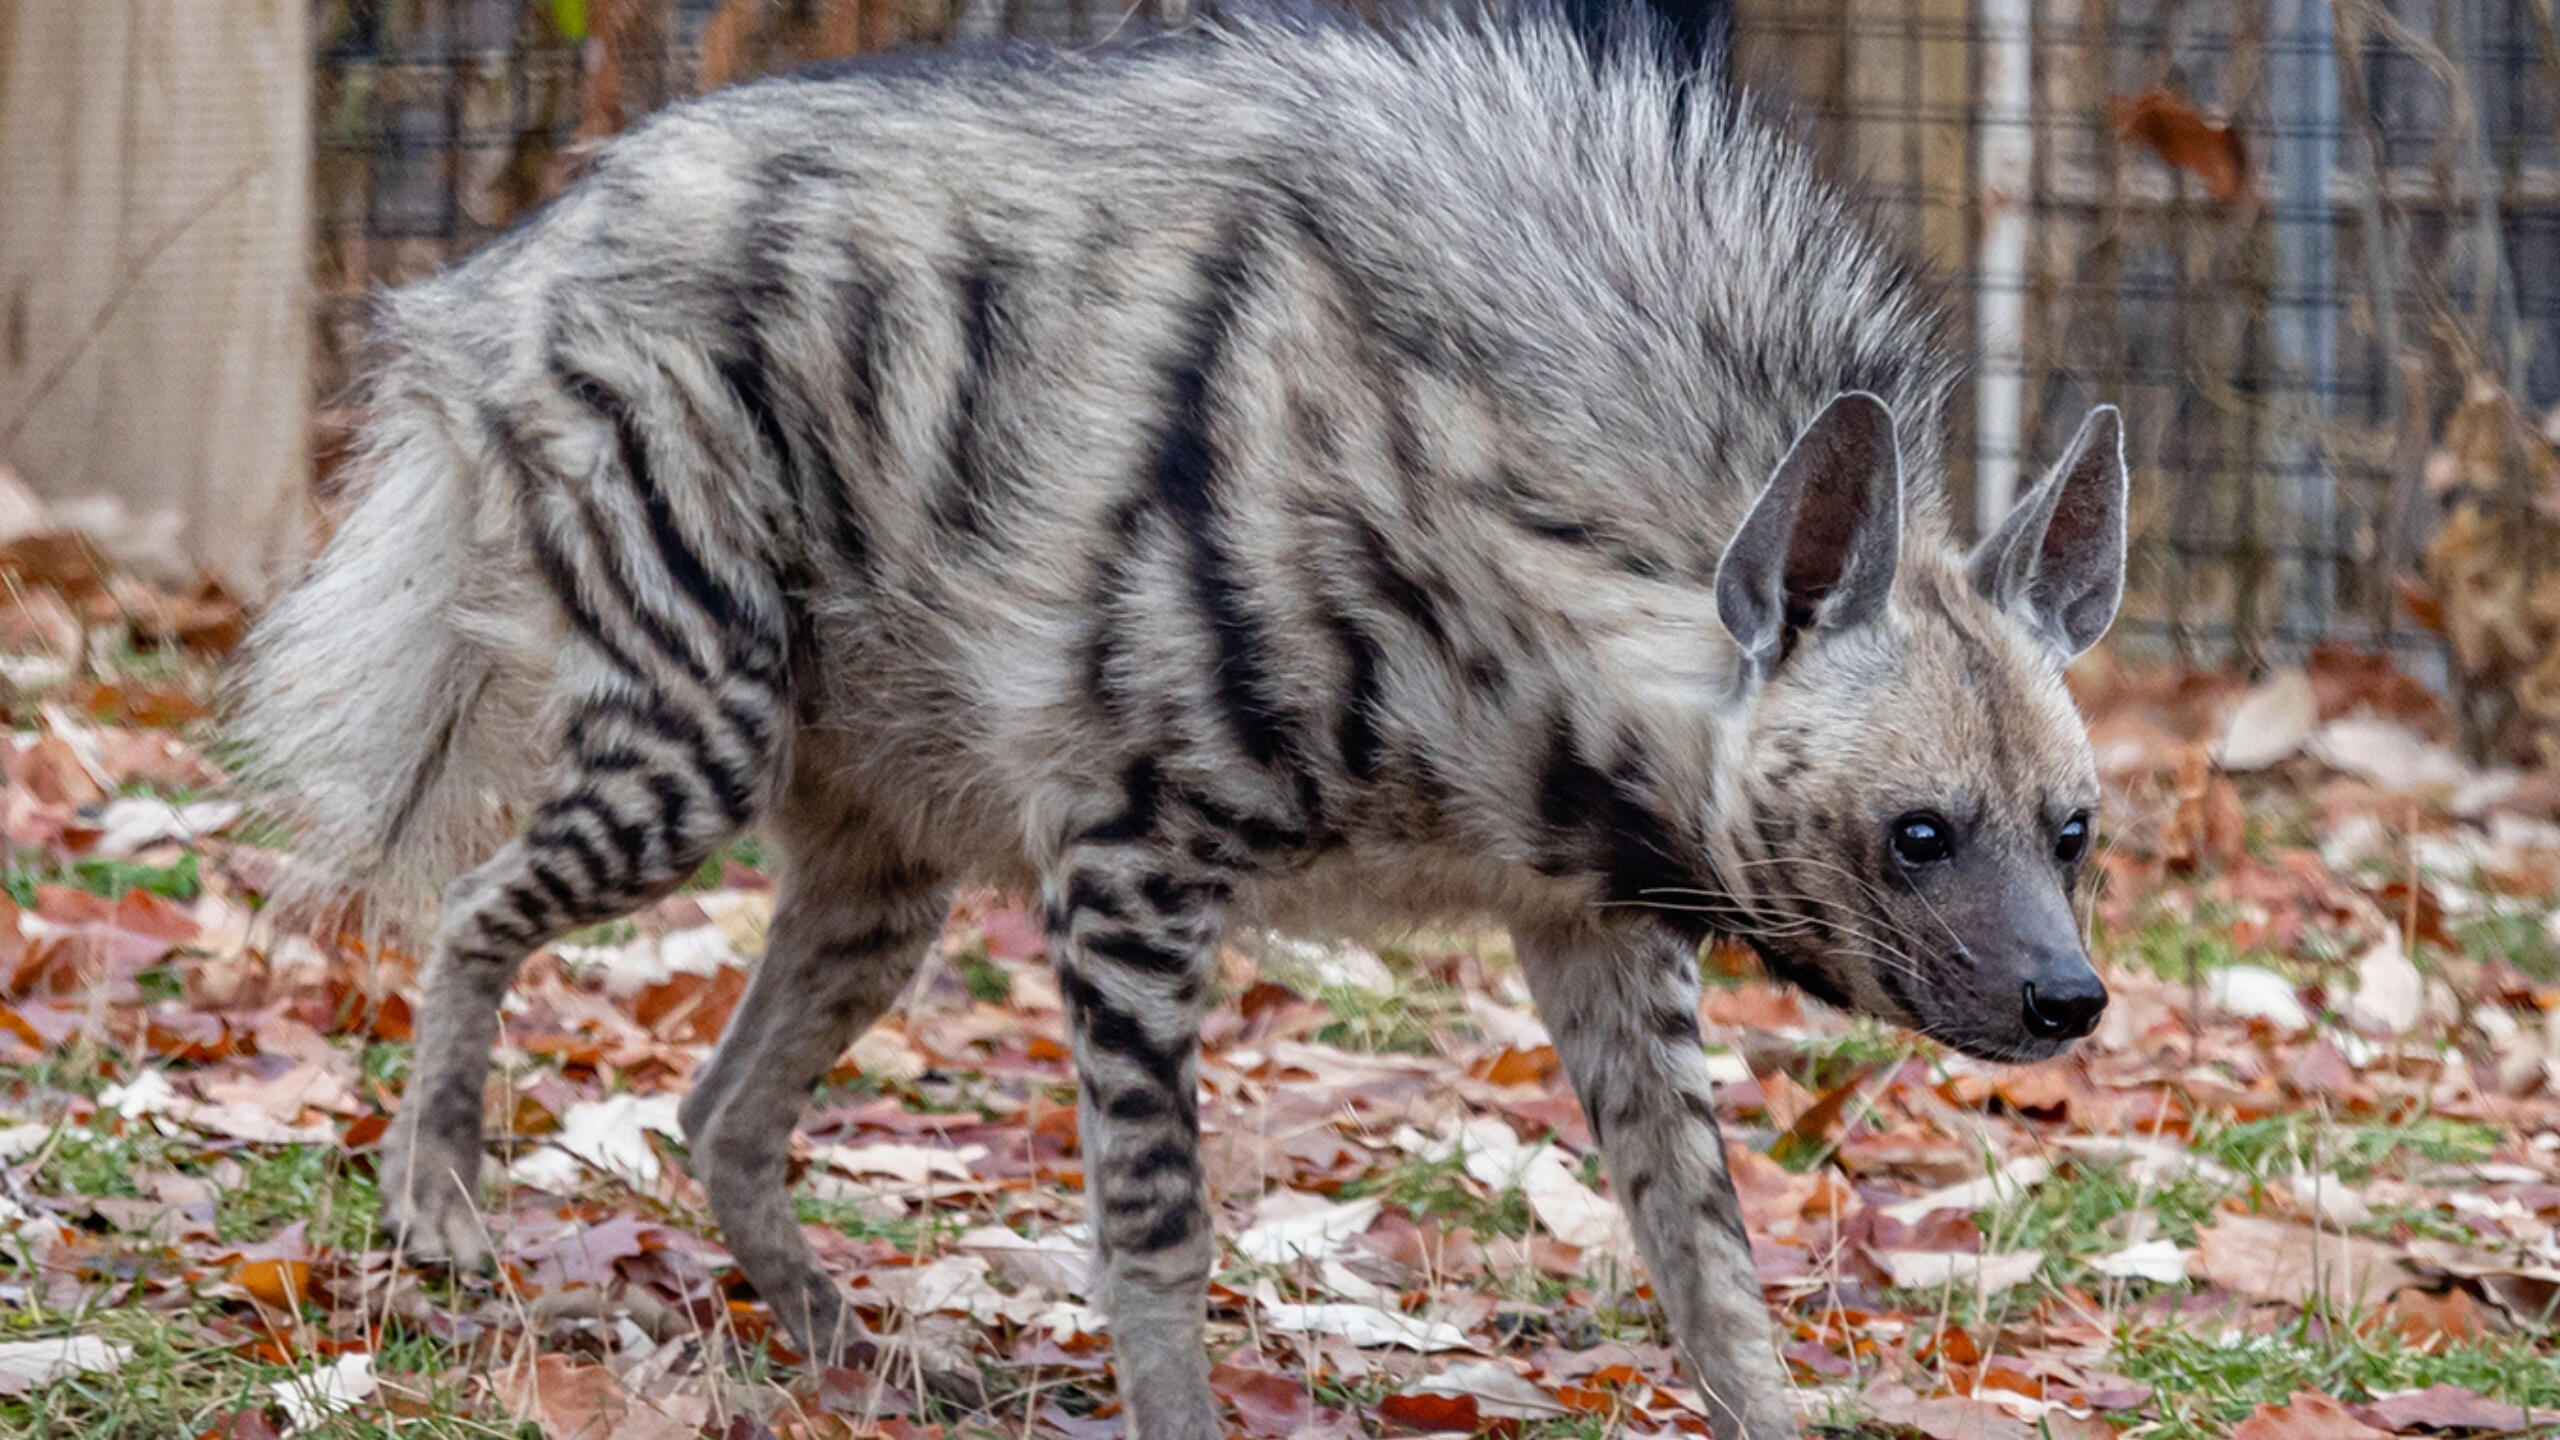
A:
2054;813;2092;866
1889;812;1954;867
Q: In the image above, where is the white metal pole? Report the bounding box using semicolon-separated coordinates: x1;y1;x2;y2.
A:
1974;0;2035;534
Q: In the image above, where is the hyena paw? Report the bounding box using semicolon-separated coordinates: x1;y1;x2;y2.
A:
872;1337;991;1415
776;1284;990;1412
376;1143;492;1270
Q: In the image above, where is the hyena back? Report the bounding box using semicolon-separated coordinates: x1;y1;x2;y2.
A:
234;13;2126;1438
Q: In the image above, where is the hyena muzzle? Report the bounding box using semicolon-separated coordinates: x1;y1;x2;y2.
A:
231;10;2126;1438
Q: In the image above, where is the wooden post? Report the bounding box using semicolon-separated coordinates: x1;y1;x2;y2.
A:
0;0;310;599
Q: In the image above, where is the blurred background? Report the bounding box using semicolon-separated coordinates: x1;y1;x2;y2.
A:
4;15;2560;1433
4;0;2559;752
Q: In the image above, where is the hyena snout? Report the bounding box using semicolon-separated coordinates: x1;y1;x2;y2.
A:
2018;946;2107;1042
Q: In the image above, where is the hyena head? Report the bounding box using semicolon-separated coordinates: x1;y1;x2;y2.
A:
1709;392;2128;1062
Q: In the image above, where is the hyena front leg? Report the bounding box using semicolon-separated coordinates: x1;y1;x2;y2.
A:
1515;922;1797;1440
1048;841;1231;1439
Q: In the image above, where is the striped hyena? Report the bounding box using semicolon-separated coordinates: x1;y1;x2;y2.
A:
233;10;2126;1438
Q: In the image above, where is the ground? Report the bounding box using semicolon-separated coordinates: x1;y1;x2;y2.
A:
0;555;2553;1440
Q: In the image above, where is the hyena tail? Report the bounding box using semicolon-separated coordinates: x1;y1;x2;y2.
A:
228;393;562;892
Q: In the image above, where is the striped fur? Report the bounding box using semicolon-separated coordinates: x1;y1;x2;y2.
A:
230;12;2127;1438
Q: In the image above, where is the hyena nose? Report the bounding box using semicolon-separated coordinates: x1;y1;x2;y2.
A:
2020;950;2108;1041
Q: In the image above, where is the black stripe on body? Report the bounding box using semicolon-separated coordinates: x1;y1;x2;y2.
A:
1348;513;1453;652
822;212;895;576
929;247;1018;542
553;366;764;645
1483;468;1671;578
1079;754;1164;844
546;375;746;690
1146;225;1326;832
1077;498;1154;719
1082;929;1197;978
1317;601;1385;784
485;411;660;686
1532;715;1704;923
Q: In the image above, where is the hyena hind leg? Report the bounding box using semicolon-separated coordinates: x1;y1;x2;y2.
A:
380;679;778;1269
1514;922;1798;1440
1048;839;1233;1440
677;762;967;1396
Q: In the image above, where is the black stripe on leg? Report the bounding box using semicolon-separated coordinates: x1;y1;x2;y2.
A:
568;694;757;825
1700;1183;1746;1237
524;858;582;918
642;772;709;862
1139;870;1230;915
476;908;543;950
1102;1087;1183;1125
1115;1138;1202;1185
1082;929;1196;978
527;818;613;894
1058;969;1188;1097
1063;873;1128;922
1119;1200;1201;1253
531;792;650;886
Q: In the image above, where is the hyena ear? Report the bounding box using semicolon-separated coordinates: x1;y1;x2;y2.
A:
1715;391;1904;677
1968;405;2128;660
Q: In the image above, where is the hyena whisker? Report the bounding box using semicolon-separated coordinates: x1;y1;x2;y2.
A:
1614;890;1944;1000
1633;866;1975;1011
229;9;2130;1439
1723;851;1975;959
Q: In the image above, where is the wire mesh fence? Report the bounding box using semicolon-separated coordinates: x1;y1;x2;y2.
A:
309;0;2560;754
1733;0;2560;757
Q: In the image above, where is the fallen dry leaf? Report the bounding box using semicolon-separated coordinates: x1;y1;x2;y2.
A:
270;1353;376;1431
499;1351;702;1440
2230;1391;2392;1440
2194;1213;2416;1311
2091;1238;2190;1283
1261;1300;1473;1352
0;1335;129;1396
2354;1384;2541;1434
2110;88;2248;199
1403;1358;1571;1419
1876;1249;2045;1295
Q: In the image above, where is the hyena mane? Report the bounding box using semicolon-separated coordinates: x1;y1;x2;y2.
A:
232;10;2126;1439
